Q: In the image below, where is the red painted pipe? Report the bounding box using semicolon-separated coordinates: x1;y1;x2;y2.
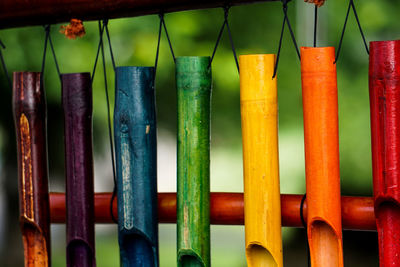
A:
50;193;376;230
369;40;400;267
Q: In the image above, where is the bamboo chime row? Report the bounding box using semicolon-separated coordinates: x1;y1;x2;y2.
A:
12;37;400;266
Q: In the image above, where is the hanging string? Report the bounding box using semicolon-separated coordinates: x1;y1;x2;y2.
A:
92;22;106;83
40;25;62;85
314;6;318;47
209;5;239;72
335;0;369;63
40;25;50;85
104;21;116;71
0;39;12;89
160;13;176;63
273;0;301;78
94;20;118;224
300;194;311;267
154;13;163;77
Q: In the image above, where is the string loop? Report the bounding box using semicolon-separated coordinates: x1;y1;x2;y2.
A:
93;20;118;224
273;0;300;78
41;25;61;84
209;5;239;73
335;0;369;63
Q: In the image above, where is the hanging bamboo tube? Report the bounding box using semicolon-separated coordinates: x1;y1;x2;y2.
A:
13;72;51;267
62;73;96;267
300;47;343;267
239;54;283;267
177;57;212;267
369;40;400;267
114;67;159;266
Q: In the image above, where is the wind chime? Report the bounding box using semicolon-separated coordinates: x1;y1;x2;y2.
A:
2;0;399;266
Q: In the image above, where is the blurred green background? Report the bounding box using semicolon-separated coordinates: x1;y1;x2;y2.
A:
1;0;398;265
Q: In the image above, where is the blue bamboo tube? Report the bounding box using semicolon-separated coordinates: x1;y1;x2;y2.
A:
114;66;158;266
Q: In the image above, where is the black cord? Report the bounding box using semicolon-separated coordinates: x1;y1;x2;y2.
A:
300;194;311;267
335;0;369;63
273;0;301;78
96;20;118;224
40;25;62;84
48;34;61;80
351;0;369;54
314;6;318;47
209;5;239;73
159;13;176;63
104;20;116;71
92;22;106;83
40;25;50;85
154;14;163;77
0;39;12;89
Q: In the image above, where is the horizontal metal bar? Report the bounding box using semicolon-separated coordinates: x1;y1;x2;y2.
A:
0;0;279;29
49;192;376;231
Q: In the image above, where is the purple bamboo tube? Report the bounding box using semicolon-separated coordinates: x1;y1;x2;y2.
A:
62;73;96;267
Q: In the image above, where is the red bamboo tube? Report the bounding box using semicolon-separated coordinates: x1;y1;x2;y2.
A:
369;40;400;267
49;193;375;230
301;46;343;267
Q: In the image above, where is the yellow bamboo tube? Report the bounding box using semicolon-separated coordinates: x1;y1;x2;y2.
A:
240;54;283;267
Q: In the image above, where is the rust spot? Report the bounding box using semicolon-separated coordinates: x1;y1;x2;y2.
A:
20;114;34;221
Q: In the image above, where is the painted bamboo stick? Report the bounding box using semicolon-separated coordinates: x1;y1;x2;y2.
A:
114;66;159;266
301;47;343;267
240;54;283;267
13;72;51;267
176;57;212;267
62;73;96;267
49;193;376;230
369;40;400;267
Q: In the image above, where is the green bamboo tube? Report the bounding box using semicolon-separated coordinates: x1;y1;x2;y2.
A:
177;56;212;267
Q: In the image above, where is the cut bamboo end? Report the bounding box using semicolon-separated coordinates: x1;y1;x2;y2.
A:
240;54;283;267
246;244;278;267
309;220;343;267
178;250;205;267
22;225;49;267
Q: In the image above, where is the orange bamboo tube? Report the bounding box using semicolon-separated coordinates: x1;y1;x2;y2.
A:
240;54;283;267
301;47;343;267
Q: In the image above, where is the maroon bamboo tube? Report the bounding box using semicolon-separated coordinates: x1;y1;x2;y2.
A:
13;72;51;267
62;73;95;267
49;193;376;230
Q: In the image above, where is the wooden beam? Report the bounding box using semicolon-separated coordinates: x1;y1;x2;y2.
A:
0;0;279;29
49;192;377;231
